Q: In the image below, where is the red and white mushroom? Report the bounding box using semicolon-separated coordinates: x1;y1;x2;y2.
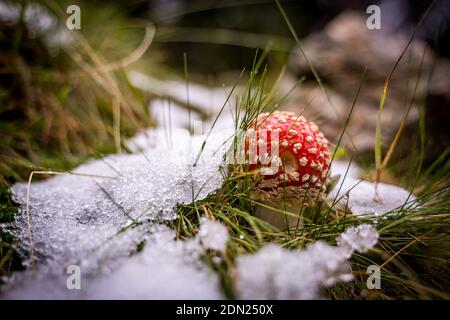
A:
243;111;331;229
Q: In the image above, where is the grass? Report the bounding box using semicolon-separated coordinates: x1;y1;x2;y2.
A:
374;0;437;191
1;0;449;300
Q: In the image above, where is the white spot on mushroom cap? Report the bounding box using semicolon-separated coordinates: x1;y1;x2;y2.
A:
299;157;308;166
288;171;300;181
260;167;276;175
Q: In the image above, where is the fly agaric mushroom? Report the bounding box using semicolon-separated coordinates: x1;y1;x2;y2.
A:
244;111;331;229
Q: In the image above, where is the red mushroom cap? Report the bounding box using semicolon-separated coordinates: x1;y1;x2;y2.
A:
245;111;331;203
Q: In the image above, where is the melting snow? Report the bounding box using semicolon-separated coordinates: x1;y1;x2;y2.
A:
149;99;202;132
337;224;379;258
236;224;377;299
329;161;418;216
85;226;223;299
198;218;229;253
1;127;232;298
128;71;236;116
0;141;389;299
329;160;361;180
2;225;223;299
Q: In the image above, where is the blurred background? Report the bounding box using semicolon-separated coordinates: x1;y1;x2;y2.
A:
1;0;449;182
0;0;449;177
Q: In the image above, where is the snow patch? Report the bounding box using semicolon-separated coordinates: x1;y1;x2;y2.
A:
330;160;361;180
128;71;236;116
337;224;379;258
198;218;229;253
236;224;378;299
149;99;202;131
329;161;417;216
2;226;223;299
86;231;223;299
1;128;233;298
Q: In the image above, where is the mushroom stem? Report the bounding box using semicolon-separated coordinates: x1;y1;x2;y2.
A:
254;201;303;230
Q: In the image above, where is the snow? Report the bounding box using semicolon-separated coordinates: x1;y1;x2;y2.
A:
337;224;379;258
128;71;237;116
6;127;231;267
329;161;418;216
198;218;229;253
329;160;361;180
130;72;237;135
2;226;223;299
85;228;223;299
1;127;233;298
149;99;202;132
236;224;378;299
0;1;411;297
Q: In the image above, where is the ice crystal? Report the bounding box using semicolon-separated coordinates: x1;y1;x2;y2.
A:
198;218;229;253
85;227;223;299
2;226;223;299
1;127;233;298
337;224;379;258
